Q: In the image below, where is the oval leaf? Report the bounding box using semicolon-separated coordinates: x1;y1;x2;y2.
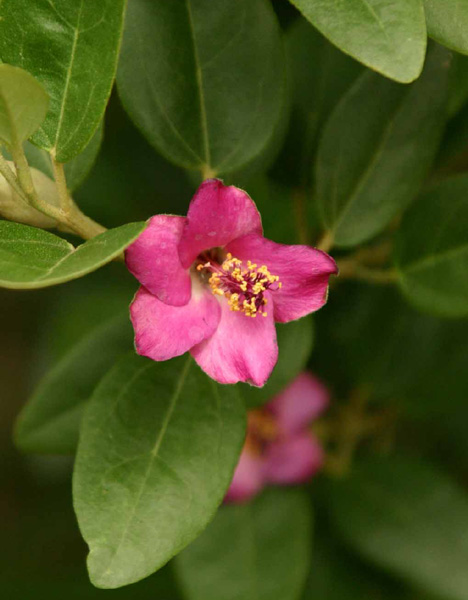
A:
73;354;246;588
0;0;126;161
286;19;362;153
327;455;468;600
424;0;468;55
288;0;427;83
175;488;311;600
117;0;286;175
0;64;48;146
315;45;450;247
0;221;146;289
15;315;133;454
395;174;468;317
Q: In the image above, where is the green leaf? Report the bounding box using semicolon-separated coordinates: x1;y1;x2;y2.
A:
281;18;362;185
304;536;400;600
0;221;146;289
287;18;363;144
424;0;468;55
288;0;426;84
73;354;245;588
0;0;126;161
448;54;468;117
315;45;450;247
15;316;133;454
314;283;468;418
175;488;311;600
117;0;286;175
241;315;314;408
64;123;104;190
0;64;48;146
327;455;468;600
395;174;468;317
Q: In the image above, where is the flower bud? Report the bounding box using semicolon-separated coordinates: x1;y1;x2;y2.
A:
0;161;60;228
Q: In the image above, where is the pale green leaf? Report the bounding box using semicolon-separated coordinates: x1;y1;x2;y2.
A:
0;64;48;146
424;0;468;55
0;0;126;161
288;0;427;83
0;221;146;289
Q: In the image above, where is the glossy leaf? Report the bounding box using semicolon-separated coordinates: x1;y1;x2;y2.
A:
315;45;450;247
241;315;314;408
327;455;468;600
0;0;126;161
74;354;246;588
117;0;286;174
15;316;133;454
288;0;426;83
0;221;145;289
395;174;468;317
176;488;311;600
0;64;48;146
424;0;468;55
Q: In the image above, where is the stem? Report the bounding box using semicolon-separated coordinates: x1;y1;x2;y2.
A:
8;139;64;222
1;143;107;241
0;152;30;202
51;157;73;213
66;204;106;240
10;139;36;198
201;164;216;180
316;230;334;252
337;259;398;284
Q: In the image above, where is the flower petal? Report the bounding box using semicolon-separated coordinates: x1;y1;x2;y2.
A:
125;215;191;306
224;450;264;504
178;179;263;268
190;294;278;386
130;284;221;361
269;372;329;435
263;433;324;485
227;234;338;323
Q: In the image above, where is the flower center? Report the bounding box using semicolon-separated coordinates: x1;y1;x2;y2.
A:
196;252;281;318
244;409;278;456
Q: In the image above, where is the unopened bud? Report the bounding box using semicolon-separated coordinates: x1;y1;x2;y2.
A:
0;161;60;228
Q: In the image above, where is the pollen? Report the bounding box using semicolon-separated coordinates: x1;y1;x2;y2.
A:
198;252;281;318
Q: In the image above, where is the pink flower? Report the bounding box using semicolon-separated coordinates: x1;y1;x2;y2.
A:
125;179;337;386
225;372;329;504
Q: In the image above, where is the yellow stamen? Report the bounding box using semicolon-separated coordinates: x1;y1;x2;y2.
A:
203;254;281;318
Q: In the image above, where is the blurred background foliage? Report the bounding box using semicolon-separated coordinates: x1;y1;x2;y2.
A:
1;0;468;598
